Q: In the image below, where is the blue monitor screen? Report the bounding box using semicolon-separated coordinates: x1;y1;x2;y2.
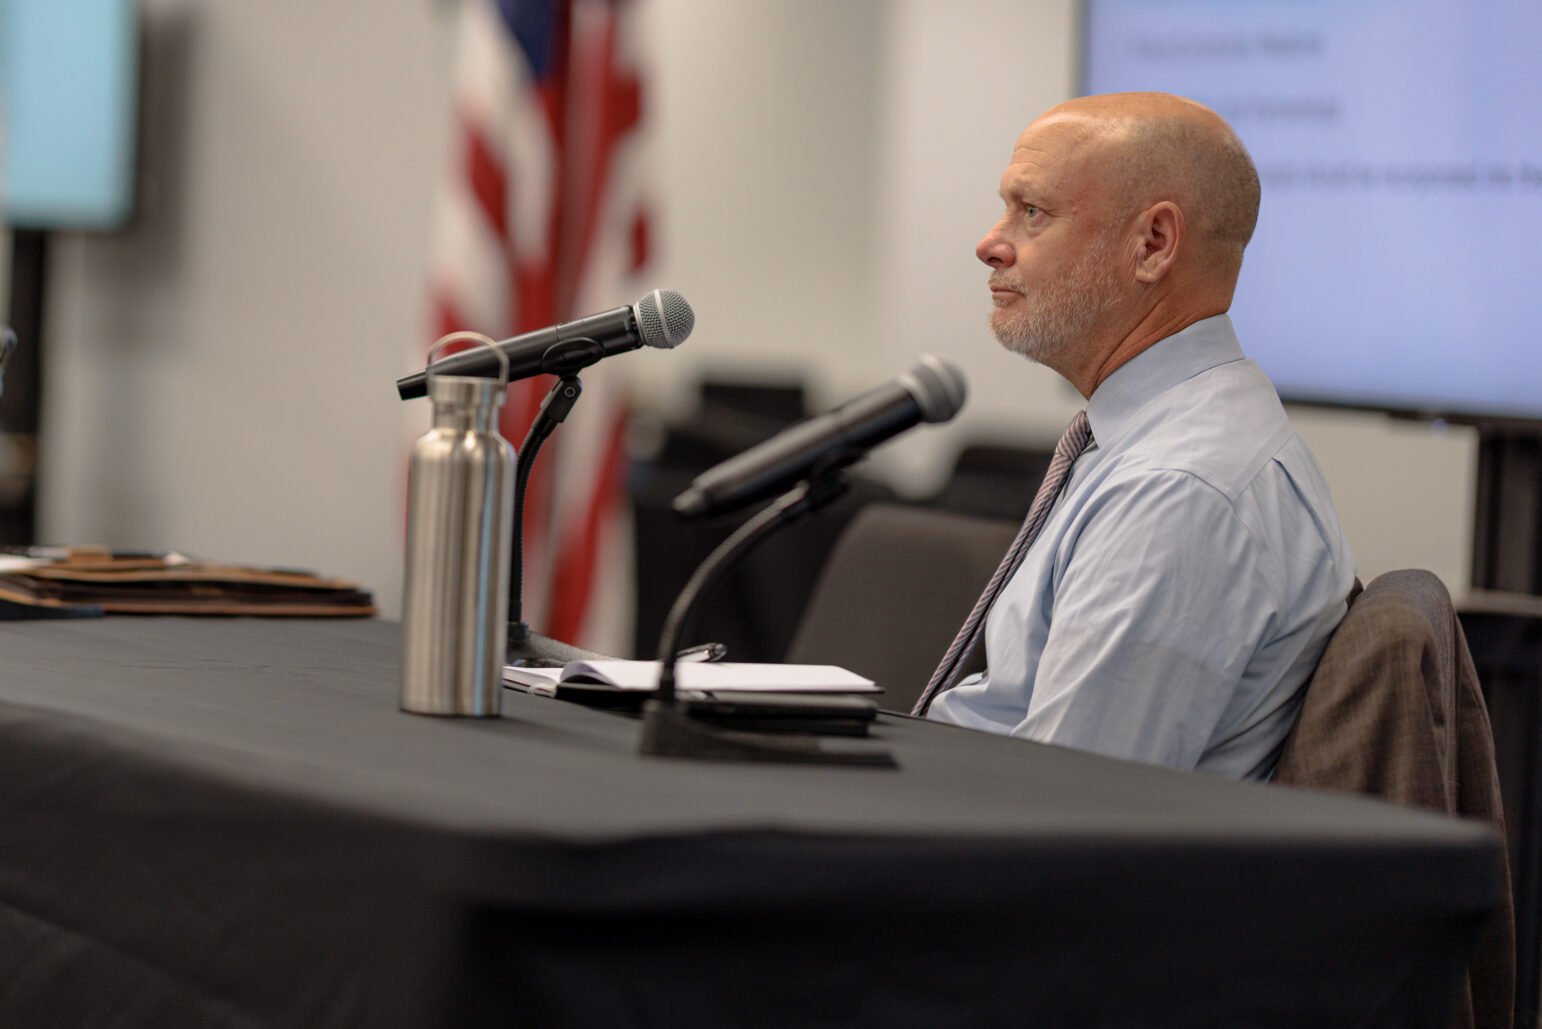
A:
1083;0;1542;423
1;0;139;229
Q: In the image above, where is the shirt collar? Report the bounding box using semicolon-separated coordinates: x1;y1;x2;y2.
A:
1085;314;1246;449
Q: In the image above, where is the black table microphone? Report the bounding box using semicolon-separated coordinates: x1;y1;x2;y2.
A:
673;354;967;520
397;288;694;399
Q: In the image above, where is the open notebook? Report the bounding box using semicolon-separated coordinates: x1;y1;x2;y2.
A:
503;659;877;697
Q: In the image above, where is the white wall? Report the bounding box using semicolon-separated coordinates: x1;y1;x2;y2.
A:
37;0;454;618
640;0;887;410
867;0;1087;496
28;0;1474;623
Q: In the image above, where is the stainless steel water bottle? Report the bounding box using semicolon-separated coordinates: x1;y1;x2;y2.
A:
400;333;514;717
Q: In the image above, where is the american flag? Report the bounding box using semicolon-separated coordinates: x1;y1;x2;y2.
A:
424;0;653;651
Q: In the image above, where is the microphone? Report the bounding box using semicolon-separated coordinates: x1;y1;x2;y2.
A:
397;288;694;399
673;354;967;520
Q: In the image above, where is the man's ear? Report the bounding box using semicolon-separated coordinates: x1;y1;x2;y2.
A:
1133;201;1183;283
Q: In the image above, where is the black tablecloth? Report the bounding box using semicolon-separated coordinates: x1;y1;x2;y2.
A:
0;618;1505;1027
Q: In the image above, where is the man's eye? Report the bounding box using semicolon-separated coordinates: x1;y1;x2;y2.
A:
1024;204;1040;217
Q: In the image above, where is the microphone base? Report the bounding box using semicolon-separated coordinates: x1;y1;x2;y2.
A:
637;700;896;767
505;622;611;668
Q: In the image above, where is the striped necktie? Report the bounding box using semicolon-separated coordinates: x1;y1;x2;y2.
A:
913;410;1094;716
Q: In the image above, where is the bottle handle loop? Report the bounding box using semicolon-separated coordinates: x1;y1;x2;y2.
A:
424;331;509;389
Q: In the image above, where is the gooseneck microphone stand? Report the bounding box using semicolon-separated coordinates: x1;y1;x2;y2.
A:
638;466;893;765
504;372;611;666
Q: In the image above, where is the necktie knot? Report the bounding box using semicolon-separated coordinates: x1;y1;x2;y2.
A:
1057;410;1093;464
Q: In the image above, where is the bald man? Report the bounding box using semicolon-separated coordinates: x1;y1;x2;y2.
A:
919;93;1356;780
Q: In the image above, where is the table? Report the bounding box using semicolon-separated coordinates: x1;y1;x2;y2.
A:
0;618;1505;1027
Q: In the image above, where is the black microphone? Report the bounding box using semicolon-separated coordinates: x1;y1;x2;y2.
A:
673;354;967;520
397;288;694;399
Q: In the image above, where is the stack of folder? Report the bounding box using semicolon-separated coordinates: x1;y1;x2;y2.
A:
0;548;375;618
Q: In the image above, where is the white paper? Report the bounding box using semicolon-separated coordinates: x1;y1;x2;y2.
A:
501;665;565;691
502;660;876;694
0;557;45;573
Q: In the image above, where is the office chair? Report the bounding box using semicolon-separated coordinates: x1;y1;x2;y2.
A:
784;503;1018;713
1274;570;1515;1029
930;441;1053;520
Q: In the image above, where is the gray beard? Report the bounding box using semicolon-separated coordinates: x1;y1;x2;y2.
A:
990;244;1125;364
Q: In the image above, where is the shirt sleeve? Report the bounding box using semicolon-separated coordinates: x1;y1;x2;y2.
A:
1016;467;1281;769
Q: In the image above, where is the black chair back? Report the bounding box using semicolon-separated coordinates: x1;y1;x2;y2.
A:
785;503;1018;713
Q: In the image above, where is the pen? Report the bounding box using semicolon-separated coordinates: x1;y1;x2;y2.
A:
676;642;728;663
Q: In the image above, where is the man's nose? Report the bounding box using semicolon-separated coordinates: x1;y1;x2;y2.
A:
976;225;1013;268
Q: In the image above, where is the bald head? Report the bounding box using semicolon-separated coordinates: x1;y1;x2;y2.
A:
977;92;1262;394
1042;92;1260;270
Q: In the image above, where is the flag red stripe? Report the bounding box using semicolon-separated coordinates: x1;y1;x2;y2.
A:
564;19;641;310
464;121;510;243
629;208;651;274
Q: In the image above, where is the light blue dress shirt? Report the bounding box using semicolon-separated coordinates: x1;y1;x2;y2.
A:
928;315;1356;780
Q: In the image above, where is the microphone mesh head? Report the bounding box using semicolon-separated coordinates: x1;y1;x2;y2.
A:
901;354;968;423
634;289;694;349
